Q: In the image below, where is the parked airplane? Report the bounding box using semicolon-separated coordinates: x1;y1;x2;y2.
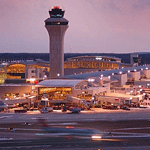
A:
0;100;8;111
37;118;102;140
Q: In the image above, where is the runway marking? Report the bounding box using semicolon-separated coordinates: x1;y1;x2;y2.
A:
0;145;53;149
0;138;13;141
0;116;11;119
50;122;78;125
0;127;42;131
0;140;31;144
114;127;150;130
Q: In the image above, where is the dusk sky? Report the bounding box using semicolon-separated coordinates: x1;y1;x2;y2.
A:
1;0;150;53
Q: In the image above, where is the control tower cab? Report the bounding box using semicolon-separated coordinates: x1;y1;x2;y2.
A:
45;6;69;78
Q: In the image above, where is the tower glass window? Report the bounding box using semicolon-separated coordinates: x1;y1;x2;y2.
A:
49;6;65;18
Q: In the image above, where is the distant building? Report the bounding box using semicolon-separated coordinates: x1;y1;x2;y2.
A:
0;59;49;84
0;55;132;84
64;56;132;75
130;53;141;66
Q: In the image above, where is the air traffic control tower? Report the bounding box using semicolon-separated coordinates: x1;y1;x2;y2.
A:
45;6;69;78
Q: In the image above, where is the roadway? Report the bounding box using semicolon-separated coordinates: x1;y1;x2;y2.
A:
0;109;150;149
0;108;150;123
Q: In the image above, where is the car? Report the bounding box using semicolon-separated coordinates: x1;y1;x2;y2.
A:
40;108;48;113
0;100;8;111
69;107;81;113
46;107;53;112
122;106;130;110
102;105;118;110
40;107;53;113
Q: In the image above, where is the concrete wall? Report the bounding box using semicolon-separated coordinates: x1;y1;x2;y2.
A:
112;74;127;86
45;25;68;78
27;68;46;80
128;71;140;81
141;70;150;78
28;68;36;78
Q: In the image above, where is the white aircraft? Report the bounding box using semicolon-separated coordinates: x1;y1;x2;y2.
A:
37;118;102;140
0;100;8;111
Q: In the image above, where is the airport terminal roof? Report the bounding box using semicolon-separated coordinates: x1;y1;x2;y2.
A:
63;65;150;79
38;79;83;87
66;55;121;61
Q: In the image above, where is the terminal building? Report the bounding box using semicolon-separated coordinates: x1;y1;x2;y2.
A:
0;60;149;108
36;79;109;105
0;59;49;84
64;56;132;75
0;55;132;84
0;6;148;109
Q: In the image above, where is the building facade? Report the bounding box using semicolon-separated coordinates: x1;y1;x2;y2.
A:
64;56;132;75
0;59;49;84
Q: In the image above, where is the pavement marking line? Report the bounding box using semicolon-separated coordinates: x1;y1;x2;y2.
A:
0;144;55;149
114;127;150;130
0;116;12;119
0;127;42;131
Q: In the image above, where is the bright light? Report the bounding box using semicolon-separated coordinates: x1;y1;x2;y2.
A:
101;74;103;77
134;69;137;72
95;57;102;60
140;89;142;91
141;68;143;70
143;93;146;95
65;126;74;129
44;75;47;78
128;70;130;73
5;98;8;101
130;97;132;100
108;76;111;79
112;73;114;75
92;135;102;140
146;67;148;70
57;73;60;76
130;91;133;93
147;84;150;86
139;85;141;88
119;71;122;74
88;78;95;82
29;78;36;82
